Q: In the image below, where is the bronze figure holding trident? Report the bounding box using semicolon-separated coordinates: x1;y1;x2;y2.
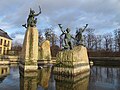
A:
58;24;75;50
22;6;41;28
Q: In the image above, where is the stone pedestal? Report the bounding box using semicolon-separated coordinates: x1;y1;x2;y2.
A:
53;45;90;81
38;40;51;65
19;26;38;76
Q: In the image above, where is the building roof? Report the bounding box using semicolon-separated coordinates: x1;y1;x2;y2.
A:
0;29;12;40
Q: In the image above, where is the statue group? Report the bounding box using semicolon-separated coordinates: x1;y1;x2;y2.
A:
22;6;88;50
58;24;88;50
58;24;75;50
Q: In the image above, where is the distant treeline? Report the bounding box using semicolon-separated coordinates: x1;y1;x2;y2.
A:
11;27;120;57
41;27;120;52
82;28;120;52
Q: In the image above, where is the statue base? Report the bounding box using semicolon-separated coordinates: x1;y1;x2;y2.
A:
19;61;38;77
53;45;90;80
19;26;39;76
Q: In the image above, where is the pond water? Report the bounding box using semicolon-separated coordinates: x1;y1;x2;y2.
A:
0;65;120;90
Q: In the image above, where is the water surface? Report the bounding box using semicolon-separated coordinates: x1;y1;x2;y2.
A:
0;65;120;90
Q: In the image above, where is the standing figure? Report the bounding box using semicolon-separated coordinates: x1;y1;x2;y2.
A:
22;6;41;28
75;24;88;45
58;24;75;50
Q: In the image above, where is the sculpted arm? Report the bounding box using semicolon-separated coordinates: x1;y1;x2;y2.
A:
60;33;65;37
34;6;41;16
58;24;65;34
82;24;88;32
71;35;76;40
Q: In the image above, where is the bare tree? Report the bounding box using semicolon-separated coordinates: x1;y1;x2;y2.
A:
44;28;58;46
45;28;53;41
38;30;44;45
118;31;120;52
11;41;22;55
114;29;120;52
85;28;95;50
92;35;103;51
103;33;113;51
51;33;58;45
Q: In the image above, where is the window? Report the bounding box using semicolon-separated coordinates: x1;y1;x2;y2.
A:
3;47;6;55
4;40;6;46
8;41;10;47
0;39;3;45
0;47;2;54
1;69;4;74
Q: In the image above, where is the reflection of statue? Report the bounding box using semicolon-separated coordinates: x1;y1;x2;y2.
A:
58;24;75;50
75;24;88;45
20;73;38;90
56;76;89;90
22;6;41;28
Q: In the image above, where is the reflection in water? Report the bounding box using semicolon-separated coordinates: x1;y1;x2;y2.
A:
0;65;10;83
56;76;89;90
54;69;90;90
20;74;38;90
0;65;19;90
47;74;56;90
89;66;120;90
20;65;90;90
1;65;120;90
38;66;51;89
20;66;51;90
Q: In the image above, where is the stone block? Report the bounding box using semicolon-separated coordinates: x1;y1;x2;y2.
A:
38;40;51;60
19;27;39;73
21;27;38;62
54;45;90;78
56;46;89;62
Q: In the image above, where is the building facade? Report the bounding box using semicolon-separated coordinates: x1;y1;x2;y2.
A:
0;29;12;55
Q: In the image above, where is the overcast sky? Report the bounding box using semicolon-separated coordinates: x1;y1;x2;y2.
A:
0;0;120;43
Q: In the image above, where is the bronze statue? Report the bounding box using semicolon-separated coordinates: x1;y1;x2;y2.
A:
58;24;75;50
22;6;41;28
75;24;88;45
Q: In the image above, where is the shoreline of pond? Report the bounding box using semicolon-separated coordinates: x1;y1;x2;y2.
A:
89;57;120;66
